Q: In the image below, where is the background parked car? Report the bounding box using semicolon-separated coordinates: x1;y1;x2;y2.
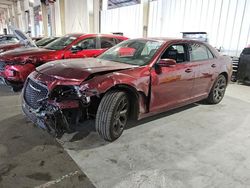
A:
0;28;36;53
35;37;59;47
0;34;19;45
0;32;128;91
237;46;250;84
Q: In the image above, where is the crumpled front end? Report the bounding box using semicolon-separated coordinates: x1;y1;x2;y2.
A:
0;58;36;89
21;74;94;137
0;60;6;84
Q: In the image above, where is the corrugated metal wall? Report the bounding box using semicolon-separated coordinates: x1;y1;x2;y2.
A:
101;0;250;57
64;0;89;34
148;0;250;56
100;4;143;38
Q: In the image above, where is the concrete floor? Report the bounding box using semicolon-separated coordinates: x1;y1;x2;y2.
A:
1;83;250;188
60;83;250;188
0;86;95;188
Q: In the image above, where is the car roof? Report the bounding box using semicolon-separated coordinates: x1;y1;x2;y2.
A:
65;33;128;39
134;37;207;44
64;33;86;38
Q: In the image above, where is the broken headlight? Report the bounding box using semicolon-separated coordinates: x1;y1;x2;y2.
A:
49;85;90;104
50;85;80;102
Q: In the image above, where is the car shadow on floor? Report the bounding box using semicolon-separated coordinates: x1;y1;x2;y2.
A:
62;103;200;150
126;103;199;129
0;85;21;97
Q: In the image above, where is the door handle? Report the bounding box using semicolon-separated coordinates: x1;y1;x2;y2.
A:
185;68;192;73
211;64;216;68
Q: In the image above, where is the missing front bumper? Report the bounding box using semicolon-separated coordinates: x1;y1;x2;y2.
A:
22;101;70;137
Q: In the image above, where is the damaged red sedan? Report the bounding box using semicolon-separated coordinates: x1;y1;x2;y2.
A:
0;33;128;91
22;38;232;141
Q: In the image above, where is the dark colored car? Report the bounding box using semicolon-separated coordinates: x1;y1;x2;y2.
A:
0;34;19;45
237;46;250;84
0;33;128;91
35;37;59;47
22;38;232;141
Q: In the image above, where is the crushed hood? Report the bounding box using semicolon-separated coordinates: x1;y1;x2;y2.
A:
0;43;22;50
2;47;54;57
36;58;137;81
0;47;55;62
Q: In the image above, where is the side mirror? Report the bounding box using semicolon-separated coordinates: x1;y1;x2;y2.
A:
71;45;82;53
157;58;176;67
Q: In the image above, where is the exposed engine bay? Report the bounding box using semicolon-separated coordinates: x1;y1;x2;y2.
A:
22;78;101;137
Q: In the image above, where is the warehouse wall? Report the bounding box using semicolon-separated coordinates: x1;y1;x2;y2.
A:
100;0;249;56
64;0;89;34
100;4;143;38
148;0;250;56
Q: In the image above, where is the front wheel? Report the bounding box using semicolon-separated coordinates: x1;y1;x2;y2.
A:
96;90;129;141
206;74;227;104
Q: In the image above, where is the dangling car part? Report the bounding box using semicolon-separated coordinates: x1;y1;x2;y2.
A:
22;38;232;141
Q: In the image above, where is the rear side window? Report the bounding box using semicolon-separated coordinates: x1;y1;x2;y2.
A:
101;37;116;48
189;43;214;61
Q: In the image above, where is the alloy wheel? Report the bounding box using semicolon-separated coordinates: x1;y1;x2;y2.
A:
213;76;226;102
112;97;129;137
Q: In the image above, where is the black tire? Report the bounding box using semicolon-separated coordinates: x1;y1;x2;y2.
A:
12;85;23;92
96;90;129;141
243;78;250;86
206;74;227;104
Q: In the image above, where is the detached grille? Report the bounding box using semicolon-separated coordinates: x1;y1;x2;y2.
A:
0;61;5;72
24;79;48;109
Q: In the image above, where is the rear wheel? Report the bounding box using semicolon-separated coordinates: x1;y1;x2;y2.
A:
96;90;129;141
206;74;227;104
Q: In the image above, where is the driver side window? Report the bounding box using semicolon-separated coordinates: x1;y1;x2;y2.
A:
161;44;187;63
75;38;97;50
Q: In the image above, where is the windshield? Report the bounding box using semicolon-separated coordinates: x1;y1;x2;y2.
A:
98;39;164;65
44;36;76;50
36;37;57;47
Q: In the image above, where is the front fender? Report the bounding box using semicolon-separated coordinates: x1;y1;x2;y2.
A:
80;71;150;98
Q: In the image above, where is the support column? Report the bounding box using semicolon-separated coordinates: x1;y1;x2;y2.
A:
41;2;48;36
142;0;150;37
4;9;9;33
59;0;65;35
7;5;14;26
11;3;18;27
93;0;100;33
50;4;56;36
17;0;26;31
29;6;35;36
